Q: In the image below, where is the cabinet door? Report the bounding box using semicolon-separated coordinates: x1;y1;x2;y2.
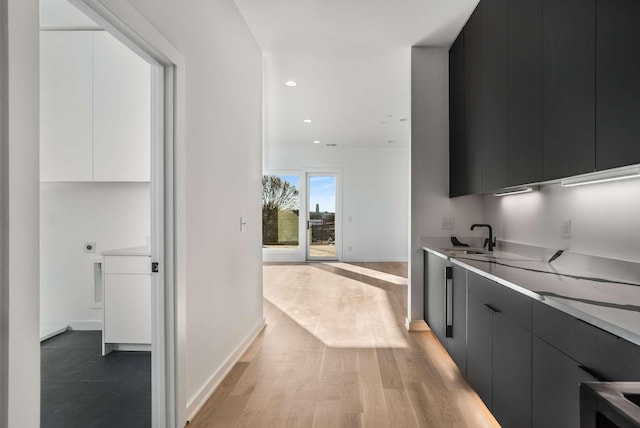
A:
481;0;508;192
449;32;467;198
425;253;446;342
93;32;151;182
532;336;596;428
507;0;543;186
542;0;596;180
493;312;532;428
596;0;640;170
40;31;93;182
447;265;468;376
104;273;151;344
467;294;493;409
464;6;483;195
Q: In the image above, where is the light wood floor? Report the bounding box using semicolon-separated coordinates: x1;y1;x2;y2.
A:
189;262;499;427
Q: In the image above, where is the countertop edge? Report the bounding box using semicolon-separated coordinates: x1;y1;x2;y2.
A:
422;246;640;347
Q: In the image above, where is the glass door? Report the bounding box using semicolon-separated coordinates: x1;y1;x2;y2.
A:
307;174;337;260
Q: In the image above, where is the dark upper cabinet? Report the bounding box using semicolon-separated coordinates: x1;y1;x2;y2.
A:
507;0;542;185
463;6;483;195
449;32;467;197
481;0;508;192
596;0;640;170
542;0;596;180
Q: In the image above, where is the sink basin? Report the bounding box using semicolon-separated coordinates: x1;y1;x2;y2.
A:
625;393;640;407
439;248;488;256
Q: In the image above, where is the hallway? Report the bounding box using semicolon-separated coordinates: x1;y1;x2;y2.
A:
190;262;499;427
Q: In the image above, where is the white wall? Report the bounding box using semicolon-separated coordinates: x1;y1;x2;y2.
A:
124;0;264;420
264;146;410;262
484;179;640;262
409;47;484;327
2;0;40;426
40;182;150;329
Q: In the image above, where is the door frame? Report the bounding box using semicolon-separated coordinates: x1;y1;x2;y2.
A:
305;168;342;261
70;1;186;426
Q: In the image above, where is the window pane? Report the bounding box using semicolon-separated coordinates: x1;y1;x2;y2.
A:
262;175;299;248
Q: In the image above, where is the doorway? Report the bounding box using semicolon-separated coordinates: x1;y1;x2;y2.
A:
307;174;338;261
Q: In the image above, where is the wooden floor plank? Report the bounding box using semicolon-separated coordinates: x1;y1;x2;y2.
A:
189;262;499;428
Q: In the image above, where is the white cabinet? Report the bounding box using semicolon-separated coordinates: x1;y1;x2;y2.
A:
40;31;94;182
102;252;151;355
93;32;151;182
40;30;150;183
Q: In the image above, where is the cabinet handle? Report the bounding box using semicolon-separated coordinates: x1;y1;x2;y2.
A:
484;304;500;313
578;365;608;382
445;266;453;338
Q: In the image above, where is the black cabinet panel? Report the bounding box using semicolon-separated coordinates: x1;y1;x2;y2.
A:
464;6;483;195
481;0;508;192
493;313;532;428
425;252;446;341
542;0;596;180
507;0;542;185
447;265;467;376
532;336;596;428
467;294;493;409
449;32;467;197
532;301;640;381
596;0;640;170
467;271;532;331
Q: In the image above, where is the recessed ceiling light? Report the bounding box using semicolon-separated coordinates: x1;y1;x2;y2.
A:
388;140;396;144
380;121;387;125
313;140;320;144
303;119;312;123
387;115;393;118
400;118;408;122
326;144;337;147
284;80;298;87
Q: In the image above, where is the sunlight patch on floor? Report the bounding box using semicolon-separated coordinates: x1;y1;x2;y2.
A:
263;264;409;349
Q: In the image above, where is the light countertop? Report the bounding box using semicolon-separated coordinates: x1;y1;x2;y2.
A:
422;239;640;347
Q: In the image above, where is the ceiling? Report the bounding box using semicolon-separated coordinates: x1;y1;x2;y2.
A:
235;0;479;149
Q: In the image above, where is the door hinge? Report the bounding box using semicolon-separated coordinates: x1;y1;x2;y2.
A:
151;262;159;273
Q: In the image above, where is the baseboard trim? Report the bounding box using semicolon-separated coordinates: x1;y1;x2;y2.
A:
405;318;430;332
340;257;408;263
68;320;103;331
186;319;267;423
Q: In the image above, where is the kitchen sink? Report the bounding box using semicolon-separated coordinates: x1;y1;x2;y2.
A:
439;248;488;256
625;393;640;407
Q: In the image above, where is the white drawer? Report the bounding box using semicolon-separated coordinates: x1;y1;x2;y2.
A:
104;255;151;274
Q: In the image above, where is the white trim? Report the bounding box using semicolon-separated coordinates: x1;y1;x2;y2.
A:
0;0;9;424
68;320;103;331
341;257;409;263
69;2;186;427
405;318;430;332
186;319;267;423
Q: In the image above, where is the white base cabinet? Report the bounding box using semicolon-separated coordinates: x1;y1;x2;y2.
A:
102;253;151;355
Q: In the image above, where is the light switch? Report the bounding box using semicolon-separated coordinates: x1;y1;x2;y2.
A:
240;217;247;232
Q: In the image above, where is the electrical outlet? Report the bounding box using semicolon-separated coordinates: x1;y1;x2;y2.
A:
442;217;455;230
561;219;571;238
84;242;96;253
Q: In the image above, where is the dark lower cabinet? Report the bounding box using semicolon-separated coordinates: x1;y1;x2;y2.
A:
532;336;597;428
467;294;494;409
596;0;640;170
542;0;596;180
493;313;532;428
445;265;468;376
425;252;447;341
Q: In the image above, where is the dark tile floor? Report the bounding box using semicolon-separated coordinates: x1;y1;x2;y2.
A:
41;331;151;428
